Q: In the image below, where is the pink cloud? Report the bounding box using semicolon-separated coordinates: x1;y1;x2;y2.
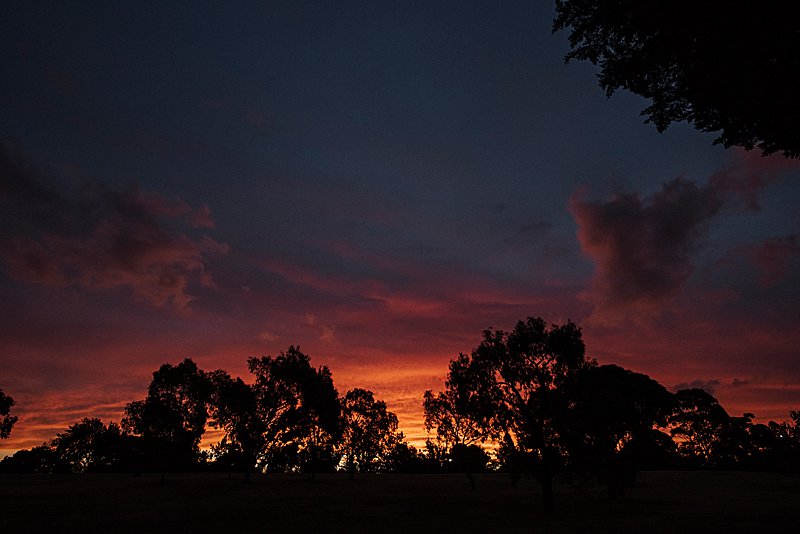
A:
709;148;800;210
570;178;720;310
748;235;800;287
570;150;799;315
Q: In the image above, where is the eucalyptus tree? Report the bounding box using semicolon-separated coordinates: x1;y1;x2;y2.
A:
668;388;731;467
51;418;135;473
208;371;265;482
424;355;492;490
554;0;800;157
339;388;400;477
218;347;340;480
444;317;588;513
562;364;675;498
0;388;17;439
123;358;211;482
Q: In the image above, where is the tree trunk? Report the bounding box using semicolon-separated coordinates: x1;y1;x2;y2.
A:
465;471;477;491
244;467;251;483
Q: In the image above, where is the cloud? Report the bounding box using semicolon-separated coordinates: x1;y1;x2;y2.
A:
570;151;798;311
570;178;721;308
0;143;227;307
320;324;336;344
708;149;800;211
743;234;800;287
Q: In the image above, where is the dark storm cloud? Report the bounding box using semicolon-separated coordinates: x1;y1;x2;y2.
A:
0;143;227;306
570;177;722;306
570;152;798;309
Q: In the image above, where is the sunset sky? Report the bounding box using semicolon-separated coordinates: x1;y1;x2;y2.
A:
2;1;799;457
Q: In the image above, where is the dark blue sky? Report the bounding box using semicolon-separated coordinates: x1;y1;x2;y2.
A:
2;1;799;453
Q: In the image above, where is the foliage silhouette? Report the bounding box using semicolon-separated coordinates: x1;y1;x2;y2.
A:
339;388;401;478
669;388;731;468
3;330;800;488
448;443;489;482
0;444;59;473
208;371;264;482
244;346;340;480
0;388;17;439
553;1;800;157
562;364;674;498
766;411;800;473
51;418;139;473
668;390;800;471
441;317;589;513
291;354;341;479
424;360;491;489
382;440;439;474
123;358;211;482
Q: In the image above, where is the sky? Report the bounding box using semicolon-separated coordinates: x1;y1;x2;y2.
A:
2;1;799;457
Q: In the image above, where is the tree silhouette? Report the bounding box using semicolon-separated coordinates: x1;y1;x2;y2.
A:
50;418;137;473
562;364;675;498
123;358;211;482
553;1;800;157
292;358;340;479
0;388;17;439
423;359;491;490
339;388;400;478
444;317;588;513
669;388;731;467
0;445;56;473
383;441;438;474
778;411;800;472
246;346;340;479
449;443;489;484
208;371;265;482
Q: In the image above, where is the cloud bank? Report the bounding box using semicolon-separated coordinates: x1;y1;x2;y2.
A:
570;151;798;311
570;177;721;308
0;143;227;307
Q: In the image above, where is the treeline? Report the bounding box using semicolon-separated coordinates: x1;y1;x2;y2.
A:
1;347;432;481
2;318;800;511
421;317;800;512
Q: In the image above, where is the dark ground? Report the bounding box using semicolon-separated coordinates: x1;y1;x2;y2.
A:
2;471;799;533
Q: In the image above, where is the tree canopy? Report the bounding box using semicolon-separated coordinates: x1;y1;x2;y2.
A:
51;418;135;473
562;364;675;498
207;371;265;481
0;388;17;439
441;317;588;512
246;346;340;477
3;322;800;489
553;1;800;157
123;358;211;480
339;388;401;476
423;355;489;452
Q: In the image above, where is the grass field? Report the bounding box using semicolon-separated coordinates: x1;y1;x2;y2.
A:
2;470;799;533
